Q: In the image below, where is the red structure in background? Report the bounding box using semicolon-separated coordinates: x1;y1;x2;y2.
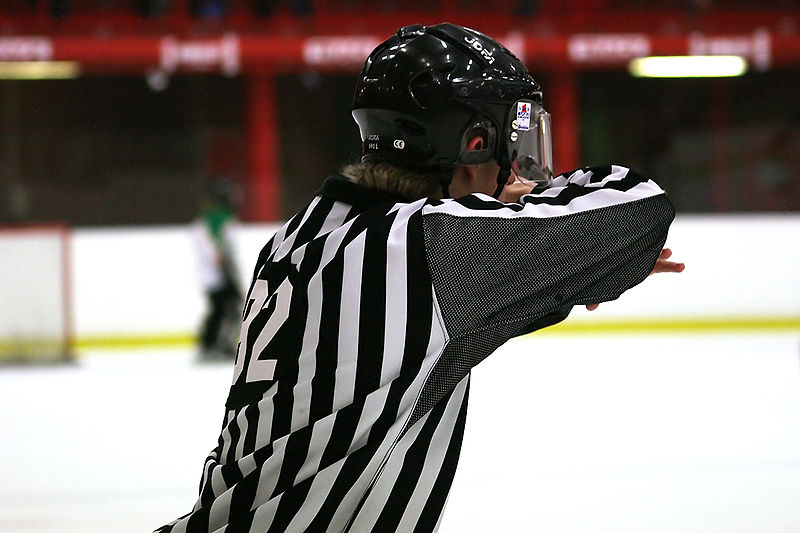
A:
1;2;799;220
246;74;280;223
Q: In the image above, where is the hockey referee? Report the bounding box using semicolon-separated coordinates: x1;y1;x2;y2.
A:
157;23;684;533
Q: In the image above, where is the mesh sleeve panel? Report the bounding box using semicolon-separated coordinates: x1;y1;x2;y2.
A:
408;194;674;426
424;195;674;337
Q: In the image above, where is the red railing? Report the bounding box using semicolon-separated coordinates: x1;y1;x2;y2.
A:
2;28;798;75
1;0;798;36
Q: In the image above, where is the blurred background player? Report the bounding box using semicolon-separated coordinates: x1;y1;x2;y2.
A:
192;178;242;361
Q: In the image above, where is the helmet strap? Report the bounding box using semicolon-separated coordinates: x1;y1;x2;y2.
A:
437;164;454;199
492;161;510;199
439;165;453;198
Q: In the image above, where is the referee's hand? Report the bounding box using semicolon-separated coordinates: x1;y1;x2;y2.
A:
586;248;684;311
650;248;685;275
498;178;536;203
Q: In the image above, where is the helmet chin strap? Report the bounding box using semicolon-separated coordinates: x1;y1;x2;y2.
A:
492;160;510;199
440;179;451;199
438;165;454;199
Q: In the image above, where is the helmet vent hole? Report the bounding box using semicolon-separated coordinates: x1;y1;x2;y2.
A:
395;119;426;137
409;71;447;110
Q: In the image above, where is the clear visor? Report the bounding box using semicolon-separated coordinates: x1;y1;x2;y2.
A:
506;100;553;185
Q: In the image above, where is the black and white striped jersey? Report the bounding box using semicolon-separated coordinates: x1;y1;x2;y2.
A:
157;165;675;533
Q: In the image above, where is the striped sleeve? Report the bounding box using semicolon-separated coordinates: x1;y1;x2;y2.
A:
422;165;674;339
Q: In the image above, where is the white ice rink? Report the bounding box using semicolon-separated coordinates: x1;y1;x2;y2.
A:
1;332;799;533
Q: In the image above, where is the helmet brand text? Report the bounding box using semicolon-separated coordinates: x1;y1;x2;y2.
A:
463;36;495;64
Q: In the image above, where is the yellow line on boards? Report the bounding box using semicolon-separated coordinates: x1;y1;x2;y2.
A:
537;317;800;335
5;317;797;354
73;334;196;350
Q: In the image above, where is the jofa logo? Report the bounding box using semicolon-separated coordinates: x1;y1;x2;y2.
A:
463;36;495;64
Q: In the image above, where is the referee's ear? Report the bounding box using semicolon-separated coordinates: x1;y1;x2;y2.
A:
466;136;484;151
450;136;486;197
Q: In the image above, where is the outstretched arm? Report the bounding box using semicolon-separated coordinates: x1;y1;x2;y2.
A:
424;165;676;338
500;173;684;312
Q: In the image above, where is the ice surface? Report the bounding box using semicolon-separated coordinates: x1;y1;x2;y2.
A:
449;333;800;533
1;333;798;533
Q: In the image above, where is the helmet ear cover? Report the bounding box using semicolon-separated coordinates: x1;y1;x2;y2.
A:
456;121;496;166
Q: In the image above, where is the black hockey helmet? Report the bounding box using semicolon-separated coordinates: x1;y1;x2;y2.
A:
352;22;553;193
